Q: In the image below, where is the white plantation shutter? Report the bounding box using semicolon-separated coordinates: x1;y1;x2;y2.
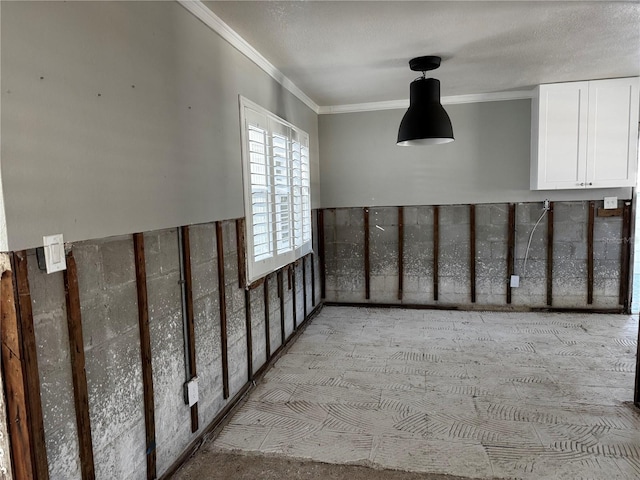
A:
240;97;312;283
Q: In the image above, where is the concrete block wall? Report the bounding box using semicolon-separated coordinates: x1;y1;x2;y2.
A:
74;237;146;480
322;201;628;310
145;228;191;475
513;203;548;307
20;215;321;480
29;251;81;479
475;204;508;305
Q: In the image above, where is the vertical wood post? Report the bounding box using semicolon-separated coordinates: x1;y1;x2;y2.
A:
470;205;476;303
507;204;516;304
292;266;297;330
1;256;37;480
302;256;308;319
236;218;247;289
236;218;252;381
180;226;199;432
546;202;554;306
63;251;96;480
264;277;271;358
433;206;439;301
310;253;316;307
133;234;157;480
244;289;253;382
13;252;49;480
278;270;285;345
398;207;404;301
317;210;326;299
364;208;370;300
587;201;595;305
620;201;632;310
215;222;230;399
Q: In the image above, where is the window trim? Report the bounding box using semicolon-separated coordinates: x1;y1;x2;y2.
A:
239;96;312;284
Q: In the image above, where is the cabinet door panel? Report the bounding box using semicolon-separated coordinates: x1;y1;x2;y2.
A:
535;83;589;189
586;77;639;188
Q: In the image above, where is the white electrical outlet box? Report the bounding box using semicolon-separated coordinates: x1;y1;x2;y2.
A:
510;275;520;288
604;197;617;209
187;377;199;407
43;234;66;274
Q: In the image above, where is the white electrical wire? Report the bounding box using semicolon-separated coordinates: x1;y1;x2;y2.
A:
522;207;548;278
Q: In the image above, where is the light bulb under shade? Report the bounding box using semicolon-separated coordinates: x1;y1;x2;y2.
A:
397;77;454;146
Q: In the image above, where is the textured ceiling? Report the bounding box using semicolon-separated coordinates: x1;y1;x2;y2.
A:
204;1;640;107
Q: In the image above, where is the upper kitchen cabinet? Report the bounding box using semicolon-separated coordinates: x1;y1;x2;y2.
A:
531;77;639;190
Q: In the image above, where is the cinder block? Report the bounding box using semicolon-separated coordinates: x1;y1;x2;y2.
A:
371;207;398;226
157;228;181;275
439;205;469;226
146;272;182;322
416;206;434;226
189;223;216;265
403;207;418;225
74;242;105;296
335;208;350;226
101;238;136;287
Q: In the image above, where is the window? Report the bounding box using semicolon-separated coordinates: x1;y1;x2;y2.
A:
240;97;312;283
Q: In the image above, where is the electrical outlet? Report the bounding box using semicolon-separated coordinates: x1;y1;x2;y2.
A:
510;275;520;288
604;197;617;209
543;199;550;211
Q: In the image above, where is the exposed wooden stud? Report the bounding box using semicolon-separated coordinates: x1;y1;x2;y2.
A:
433;206;439;301
587;201;595;305
13;252;49;480
507;203;516;304
236;218;247;289
244;288;253;381
292;266;297;330
470;205;476;303
302;255;308;319
398;207;404;301
310;253;316;307
133;234;157;480
620;201;632;310
278;270;285;344
264;277;271;358
547;202;554;306
317;210;326;299
63;251;96;480
215;221;230;400
180;226;199;432
1;261;35;480
364;207;371;300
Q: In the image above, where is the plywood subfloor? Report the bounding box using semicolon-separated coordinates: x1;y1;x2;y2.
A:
179;307;640;480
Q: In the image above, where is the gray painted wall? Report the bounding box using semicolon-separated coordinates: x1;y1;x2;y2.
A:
1;1;320;251
318;100;631;209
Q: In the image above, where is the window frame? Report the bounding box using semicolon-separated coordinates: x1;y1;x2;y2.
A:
240;96;312;284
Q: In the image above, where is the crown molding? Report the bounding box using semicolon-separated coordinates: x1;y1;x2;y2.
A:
318;90;534;115
178;2;534;116
178;0;320;114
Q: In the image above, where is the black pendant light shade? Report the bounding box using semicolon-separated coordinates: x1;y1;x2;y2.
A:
397;56;454;146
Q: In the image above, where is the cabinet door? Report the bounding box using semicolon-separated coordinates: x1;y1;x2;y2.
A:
586;77;639;188
532;82;589;189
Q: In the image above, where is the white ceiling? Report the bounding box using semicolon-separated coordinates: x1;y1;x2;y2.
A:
203;1;640;109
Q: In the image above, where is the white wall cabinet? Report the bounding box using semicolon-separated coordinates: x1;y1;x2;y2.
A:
531;77;639;190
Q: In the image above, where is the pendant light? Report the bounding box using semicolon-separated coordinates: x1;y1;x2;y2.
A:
397;56;454;146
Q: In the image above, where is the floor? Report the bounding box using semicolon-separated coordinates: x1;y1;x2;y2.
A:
190;307;640;480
